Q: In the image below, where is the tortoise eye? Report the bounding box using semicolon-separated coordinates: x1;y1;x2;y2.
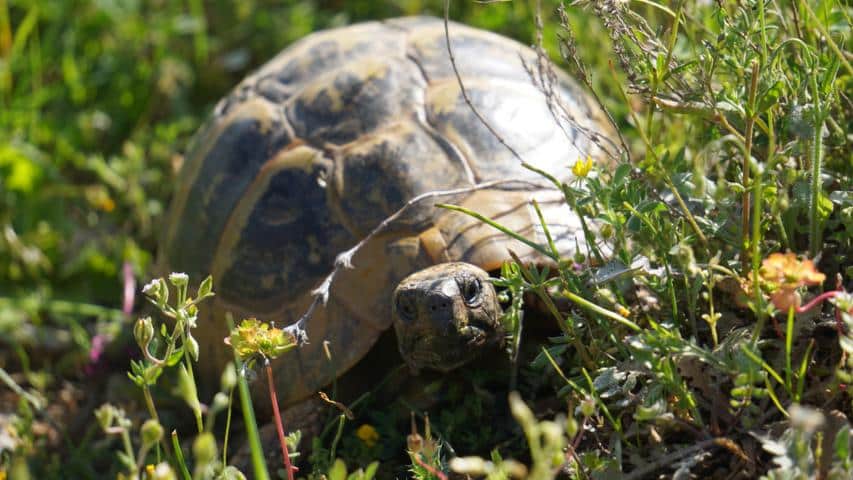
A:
396;292;417;322
460;277;482;307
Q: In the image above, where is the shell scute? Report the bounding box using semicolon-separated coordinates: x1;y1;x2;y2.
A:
215;160;353;311
407;25;535;84
425;78;594;181
286;58;423;146
333;122;470;233
166;100;289;280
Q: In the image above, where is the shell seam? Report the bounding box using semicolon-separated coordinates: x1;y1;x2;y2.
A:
404;51;479;186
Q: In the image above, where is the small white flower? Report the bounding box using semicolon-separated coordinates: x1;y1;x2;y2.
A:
789;404;825;435
168;272;189;287
142;279;160;297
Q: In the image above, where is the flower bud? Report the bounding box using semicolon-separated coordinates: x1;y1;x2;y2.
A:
94;404;116;430
141;419;164;448
177;364;201;417
134;317;155;349
407;412;423;454
449;457;488;475
211;392;230;413
580;396;596;417
193;432;218;464
566;416;579;438
186;335;199;361
220;362;237;391
219;466;247;480
407;432;424;453
509;392;535;426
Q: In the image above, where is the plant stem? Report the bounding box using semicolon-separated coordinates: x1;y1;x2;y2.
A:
171;430;192;480
237;362;270;480
436;203;557;261
266;360;296;480
0;367;43;410
742;61;760;270
142;385;171;461
121;428;136;472
785;306;795;393
562;289;641;332
229;310;272;480
796;290;839;314
808;67;824;257
749;141;766;348
222;386;235;466
329;414;347;464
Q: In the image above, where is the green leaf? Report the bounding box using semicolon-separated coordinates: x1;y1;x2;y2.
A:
756;80;784;113
0;144;42;192
328;459;347;480
612;163;632;187
816;190;834;221
361;461;379;480
166;347;184;366
198;275;214;299
834;426;850;463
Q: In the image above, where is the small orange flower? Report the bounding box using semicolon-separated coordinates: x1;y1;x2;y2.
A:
759;253;825;311
760;252;825;290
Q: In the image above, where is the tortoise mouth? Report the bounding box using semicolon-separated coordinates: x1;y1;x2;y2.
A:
400;318;505;373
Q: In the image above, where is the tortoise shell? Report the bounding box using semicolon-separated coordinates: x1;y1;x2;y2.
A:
161;16;611;405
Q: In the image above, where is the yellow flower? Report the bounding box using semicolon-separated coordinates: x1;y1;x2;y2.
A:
97;196;116;212
572;155;594;178
356;424;379;448
227;318;297;360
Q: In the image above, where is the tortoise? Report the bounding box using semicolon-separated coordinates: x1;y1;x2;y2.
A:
161;16;613;411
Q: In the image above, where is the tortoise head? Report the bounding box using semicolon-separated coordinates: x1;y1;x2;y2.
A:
392;262;505;373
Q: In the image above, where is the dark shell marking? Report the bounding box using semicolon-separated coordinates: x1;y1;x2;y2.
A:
161;16;610;406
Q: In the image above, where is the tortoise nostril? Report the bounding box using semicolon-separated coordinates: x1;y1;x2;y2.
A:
426;292;453;316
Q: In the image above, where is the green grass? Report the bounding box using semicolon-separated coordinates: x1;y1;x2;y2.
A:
1;0;851;478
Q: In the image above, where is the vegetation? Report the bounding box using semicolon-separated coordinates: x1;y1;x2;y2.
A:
1;0;850;479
